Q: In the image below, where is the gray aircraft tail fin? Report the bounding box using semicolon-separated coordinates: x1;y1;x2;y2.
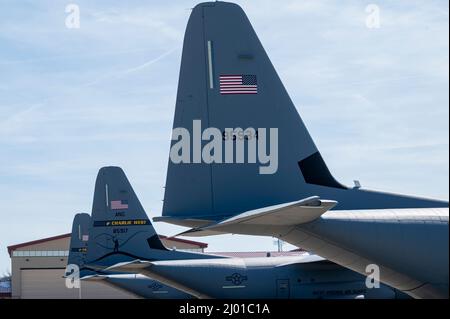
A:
160;1;447;226
66;213;96;277
86;166;222;268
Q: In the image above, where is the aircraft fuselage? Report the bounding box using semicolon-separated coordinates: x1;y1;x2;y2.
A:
138;256;407;299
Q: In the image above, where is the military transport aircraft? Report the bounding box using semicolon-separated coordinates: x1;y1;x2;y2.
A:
65;213;192;299
151;2;449;299
83;166;407;299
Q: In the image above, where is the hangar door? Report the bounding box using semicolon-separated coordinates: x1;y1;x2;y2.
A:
21;269;78;299
21;269;136;299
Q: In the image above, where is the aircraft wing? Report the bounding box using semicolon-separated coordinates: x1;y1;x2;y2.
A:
176;196;337;237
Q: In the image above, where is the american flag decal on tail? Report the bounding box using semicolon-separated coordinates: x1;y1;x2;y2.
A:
220;75;258;94
111;200;128;210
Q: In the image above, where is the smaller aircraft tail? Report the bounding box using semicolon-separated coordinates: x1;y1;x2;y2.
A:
86;166;223;268
66;213;97;277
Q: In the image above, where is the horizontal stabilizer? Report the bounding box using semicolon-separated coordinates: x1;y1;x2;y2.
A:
153;217;213;228
105;260;152;272
177;196;337;237
106;260;211;299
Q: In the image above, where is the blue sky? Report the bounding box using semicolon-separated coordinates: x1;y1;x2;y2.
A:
0;0;448;273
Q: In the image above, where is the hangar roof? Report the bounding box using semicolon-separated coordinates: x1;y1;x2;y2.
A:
7;233;208;256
